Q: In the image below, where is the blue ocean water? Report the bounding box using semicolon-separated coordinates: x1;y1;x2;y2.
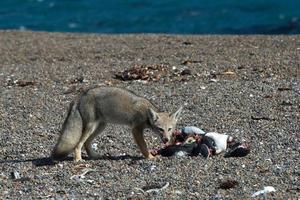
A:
0;0;299;34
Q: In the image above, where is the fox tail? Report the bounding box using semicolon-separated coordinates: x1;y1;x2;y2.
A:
51;101;82;160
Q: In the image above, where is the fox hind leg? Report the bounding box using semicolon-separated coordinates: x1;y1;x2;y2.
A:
84;122;106;159
74;121;99;162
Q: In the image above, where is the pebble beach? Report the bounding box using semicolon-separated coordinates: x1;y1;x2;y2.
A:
0;31;299;199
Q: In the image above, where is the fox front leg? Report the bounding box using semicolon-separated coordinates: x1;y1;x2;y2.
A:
132;126;155;159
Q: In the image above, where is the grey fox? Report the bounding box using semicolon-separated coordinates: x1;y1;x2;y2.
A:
51;86;183;161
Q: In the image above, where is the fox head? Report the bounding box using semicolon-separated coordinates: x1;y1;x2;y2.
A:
148;107;183;144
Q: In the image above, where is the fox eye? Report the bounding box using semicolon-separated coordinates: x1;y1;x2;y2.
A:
168;128;172;131
158;128;164;132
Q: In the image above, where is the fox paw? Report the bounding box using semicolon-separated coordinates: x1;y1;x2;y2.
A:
145;150;159;159
74;156;84;162
147;153;155;159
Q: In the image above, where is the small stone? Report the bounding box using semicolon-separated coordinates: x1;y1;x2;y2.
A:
219;179;239;189
149;165;156;172
11;171;21;179
180;68;192;75
174;190;183;195
92;143;98;150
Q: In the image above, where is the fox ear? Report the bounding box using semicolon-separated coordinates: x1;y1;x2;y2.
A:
170;106;183;121
148;108;159;124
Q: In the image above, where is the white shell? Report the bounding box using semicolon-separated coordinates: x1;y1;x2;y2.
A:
252;186;276;197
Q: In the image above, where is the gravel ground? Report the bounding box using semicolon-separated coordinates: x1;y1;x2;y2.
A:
0;31;299;199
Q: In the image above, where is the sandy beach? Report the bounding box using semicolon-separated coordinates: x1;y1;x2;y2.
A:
0;31;299;199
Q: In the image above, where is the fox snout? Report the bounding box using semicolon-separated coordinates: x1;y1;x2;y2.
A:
162;136;169;144
161;132;174;144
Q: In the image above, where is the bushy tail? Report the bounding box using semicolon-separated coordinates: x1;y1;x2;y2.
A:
51;101;83;160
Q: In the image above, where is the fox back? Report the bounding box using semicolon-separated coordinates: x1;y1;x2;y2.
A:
79;87;182;142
